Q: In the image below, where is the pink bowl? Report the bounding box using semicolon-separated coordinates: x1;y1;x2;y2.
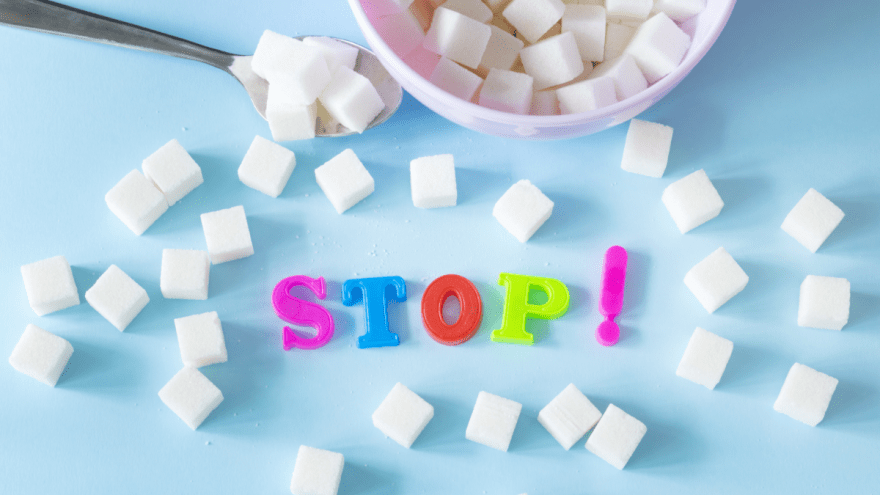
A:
348;0;736;140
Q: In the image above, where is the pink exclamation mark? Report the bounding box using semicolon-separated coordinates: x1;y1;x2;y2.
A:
597;246;627;346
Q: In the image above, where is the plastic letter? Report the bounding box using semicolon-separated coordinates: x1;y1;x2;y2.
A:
421;274;482;345
342;276;407;348
491;273;570;345
272;275;335;350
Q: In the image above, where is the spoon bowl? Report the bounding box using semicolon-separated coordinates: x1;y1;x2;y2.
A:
0;0;402;137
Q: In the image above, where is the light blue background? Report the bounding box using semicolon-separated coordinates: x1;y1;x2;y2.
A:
1;1;878;493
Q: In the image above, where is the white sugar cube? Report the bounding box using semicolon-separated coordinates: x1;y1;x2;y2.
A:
251;30;330;104
562;5;606;62
684;247;748;314
375;9;426;58
556;76;618;113
319;66;385;134
424;7;492;69
21;255;79;316
175;311;227;368
774;363;838;427
9;324;74;387
531;90;560;115
493;179;554;242
290;445;345;495
303;36;359;74
585;404;646;470
411;154;457;208
429;57;484;102
538;383;602;450
315;149;375;214
200;205;254;264
105;170;169;235
266;85;317;141
606;0;652;21
676;327;733;390
661;169;723;233
440;0;493;22
480;25;525;72
520;32;585;90
142;139;203;205
158;366;223;430
465;391;522;451
563;0;605;4
486;0;514;12
620;118;673;178
652;0;706;22
625;13;691;84
479;69;534;114
590;54;648;101
798;275;850;331
372;382;435;448
502;0;566;43
85;265;149;331
238;135;297;198
781;188;845;253
605;22;636;60
160;249;210;300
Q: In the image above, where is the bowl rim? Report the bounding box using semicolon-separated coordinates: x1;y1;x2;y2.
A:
348;0;736;126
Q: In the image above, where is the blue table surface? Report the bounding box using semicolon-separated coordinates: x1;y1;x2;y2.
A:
2;1;879;494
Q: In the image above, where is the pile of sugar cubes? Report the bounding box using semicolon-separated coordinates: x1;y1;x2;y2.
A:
251;30;385;140
367;0;703;115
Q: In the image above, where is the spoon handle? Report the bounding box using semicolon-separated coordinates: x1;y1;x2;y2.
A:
0;0;234;71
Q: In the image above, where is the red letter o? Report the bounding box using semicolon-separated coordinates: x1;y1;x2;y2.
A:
421;274;482;345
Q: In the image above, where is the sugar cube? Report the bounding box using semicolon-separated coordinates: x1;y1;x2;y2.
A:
590;54;648;101
625;13;691;84
652;0;706;22
585;404;647;469
684;247;749;314
781;188;845;253
429;57;484;102
493;179;554;242
315;149;375;214
424;7;492;69
531;90;560;115
319;66;386;134
290;445;345;495
175;311;227;368
520;32;585;90
556;76;618;113
440;0;493;23
486;0;514;12
238;135;297;198
465;391;522;451
410;154;457;208
302;36;359;74
480;25;525;72
266;85;318;141
538;383;602;450
372;382;435;448
661;169;723;233
502;0;566;43
8;324;74;387
200;205;254;264
85;265;149;331
604;22;636;60
105;169;169;235
774;363;838;427
20;255;79;316
606;0;652;22
374;9;426;58
403;45;443;79
798;275;850;331
479;69;535;114
142;139;203;205
676;327;733;390
160;249;210;300
562;5;606;62
251;30;331;104
158;366;223;430
620;118;673;178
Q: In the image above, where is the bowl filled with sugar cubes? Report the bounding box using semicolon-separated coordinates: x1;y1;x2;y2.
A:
349;0;735;139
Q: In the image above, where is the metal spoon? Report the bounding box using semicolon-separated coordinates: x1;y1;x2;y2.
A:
0;0;402;137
